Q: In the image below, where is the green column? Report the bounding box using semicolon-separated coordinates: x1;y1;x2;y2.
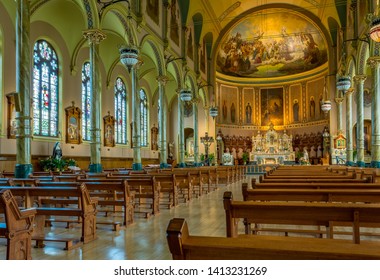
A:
354;75;367;167
177;89;186;167
157;76;169;168
15;0;32;178
335;97;344;134
83;29;106;173
345;88;354;165
193;97;200;166
368;57;380;167
132;62;142;170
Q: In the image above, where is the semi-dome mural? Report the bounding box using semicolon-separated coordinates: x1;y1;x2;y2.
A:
216;8;328;78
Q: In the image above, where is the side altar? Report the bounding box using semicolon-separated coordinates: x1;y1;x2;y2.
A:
250;123;295;165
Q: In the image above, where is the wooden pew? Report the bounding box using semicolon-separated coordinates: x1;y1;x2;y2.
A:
252;180;380;190
223;191;380;244
0;189;36;260
259;176;370;183
166;218;380;260
0;184;97;250
80;180;134;229
108;173;179;208
242;183;380;204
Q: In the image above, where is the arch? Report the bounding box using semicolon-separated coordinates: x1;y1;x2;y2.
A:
347;56;356;78
357;41;370;75
192;13;203;46
140;35;165;76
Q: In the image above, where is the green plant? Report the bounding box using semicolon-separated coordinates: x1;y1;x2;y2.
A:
200;153;205;161
242;152;249;163
208;153;215;164
39;157;74;171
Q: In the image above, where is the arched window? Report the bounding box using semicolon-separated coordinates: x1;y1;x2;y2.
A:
115;77;127;144
81;62;91;141
32;40;59;137
140;89;148;147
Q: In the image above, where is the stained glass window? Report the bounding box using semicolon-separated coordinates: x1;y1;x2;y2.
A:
81;62;91;141
115;77;127;144
32;40;59;137
140;89;148;147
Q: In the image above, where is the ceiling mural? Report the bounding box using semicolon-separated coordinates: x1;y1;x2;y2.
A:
216;8;328;79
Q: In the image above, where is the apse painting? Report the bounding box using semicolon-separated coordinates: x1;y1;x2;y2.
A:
261;88;284;126
216;8;328;78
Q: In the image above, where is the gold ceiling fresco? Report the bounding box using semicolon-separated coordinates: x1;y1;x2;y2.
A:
216;8;328;79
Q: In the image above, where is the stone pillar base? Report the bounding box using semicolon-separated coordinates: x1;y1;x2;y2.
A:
346;161;356;166
357;161;366;167
132;163;143;170
193;162;201;167
160;163;169;169
14;164;33;178
371;161;380;168
89;163;103;173
178;162;186;168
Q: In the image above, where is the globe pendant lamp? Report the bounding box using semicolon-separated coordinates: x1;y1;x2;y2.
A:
120;46;139;72
336;76;351;92
209;106;218;119
180;89;192;102
321;100;332;113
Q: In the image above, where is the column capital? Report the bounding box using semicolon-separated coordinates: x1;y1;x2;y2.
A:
353;75;367;83
156;75;170;86
335;97;344;104
345;87;354;96
367;56;380;68
83;29;106;44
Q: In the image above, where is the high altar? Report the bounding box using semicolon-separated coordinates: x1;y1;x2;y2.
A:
250;123;295;165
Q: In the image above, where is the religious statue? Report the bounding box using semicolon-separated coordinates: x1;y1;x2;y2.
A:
302;147;309;162
168;141;175;159
245;102;252;124
52;142;62;160
222;148;234;165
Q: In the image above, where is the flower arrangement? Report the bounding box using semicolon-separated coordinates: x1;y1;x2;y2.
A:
299;157;310;165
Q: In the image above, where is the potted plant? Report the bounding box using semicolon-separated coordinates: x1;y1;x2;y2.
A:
242;152;249;165
208;153;215;165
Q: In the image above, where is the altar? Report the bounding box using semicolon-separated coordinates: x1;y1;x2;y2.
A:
250;123;295;165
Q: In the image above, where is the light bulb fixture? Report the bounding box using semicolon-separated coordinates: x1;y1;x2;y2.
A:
209;106;218;119
321;75;332;114
336;76;351;92
179;89;192;102
370;0;380;42
120;46;139;72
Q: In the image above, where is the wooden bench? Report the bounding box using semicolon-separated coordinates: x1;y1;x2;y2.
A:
252;180;380;190
0;189;36;260
223;191;380;244
81;180;134;229
259;176;371;183
166;218;380;260
0;184;97;250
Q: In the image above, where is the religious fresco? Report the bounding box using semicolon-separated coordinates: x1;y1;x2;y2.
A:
170;0;180;46
147;0;159;25
216;8;328;78
261;88;284;126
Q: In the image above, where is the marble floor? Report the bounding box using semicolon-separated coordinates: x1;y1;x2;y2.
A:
0;177;247;260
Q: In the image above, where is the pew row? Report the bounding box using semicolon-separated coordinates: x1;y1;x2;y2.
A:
166;218;380;260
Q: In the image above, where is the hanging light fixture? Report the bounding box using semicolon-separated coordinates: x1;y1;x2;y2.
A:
209;106;218;119
321;75;332;114
118;1;139;72
336;76;351;92
179;88;192;102
370;0;380;42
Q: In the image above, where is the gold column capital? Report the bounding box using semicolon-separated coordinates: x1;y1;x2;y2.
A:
345;87;355;96
353;75;367;83
335;97;344;104
156;75;170;86
83;29;106;44
367;56;380;68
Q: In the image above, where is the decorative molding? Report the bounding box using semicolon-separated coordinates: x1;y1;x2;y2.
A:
218;1;241;22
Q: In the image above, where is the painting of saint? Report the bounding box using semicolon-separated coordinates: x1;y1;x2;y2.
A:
261;88;284;126
146;0;159;25
170;0;179;45
310;96;315;119
231;102;236;123
245;102;252;124
293;99;299;122
222;100;228;121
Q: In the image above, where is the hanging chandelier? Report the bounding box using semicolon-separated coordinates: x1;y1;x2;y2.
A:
120;46;139;72
179;89;192;102
336;76;351;92
209;106;218;119
321;75;331;114
370;0;380;42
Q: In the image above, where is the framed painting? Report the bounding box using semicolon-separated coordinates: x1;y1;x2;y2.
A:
260;88;284;126
65;102;82;144
6;93;18;139
103;112;115;147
